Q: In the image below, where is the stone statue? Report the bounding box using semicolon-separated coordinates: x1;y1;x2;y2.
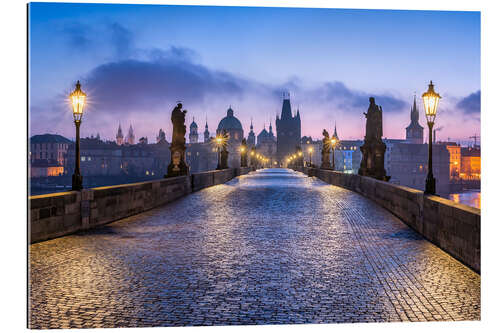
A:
166;103;189;177
363;97;383;142
321;129;331;169
359;97;389;181
241;138;248;168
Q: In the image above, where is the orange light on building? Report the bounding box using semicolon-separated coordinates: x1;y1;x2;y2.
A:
446;144;461;181
460;147;481;181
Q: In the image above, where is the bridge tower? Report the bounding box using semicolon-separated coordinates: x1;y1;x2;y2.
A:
276;92;301;164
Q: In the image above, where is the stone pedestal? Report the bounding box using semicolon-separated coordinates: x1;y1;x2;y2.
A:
359;141;387;180
219;148;229;169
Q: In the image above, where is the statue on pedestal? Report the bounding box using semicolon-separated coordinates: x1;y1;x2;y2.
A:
321;129;332;169
166;103;189;177
240;138;248;167
358;97;389;181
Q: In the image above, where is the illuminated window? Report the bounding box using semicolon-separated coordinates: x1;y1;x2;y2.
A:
146;171;149;175
81;156;86;161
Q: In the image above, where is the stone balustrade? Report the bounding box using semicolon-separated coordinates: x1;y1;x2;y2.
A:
292;166;480;273
29;167;253;244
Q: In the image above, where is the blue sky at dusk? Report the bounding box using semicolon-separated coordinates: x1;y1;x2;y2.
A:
28;2;480;143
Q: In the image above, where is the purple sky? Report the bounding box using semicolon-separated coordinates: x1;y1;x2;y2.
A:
28;3;480;144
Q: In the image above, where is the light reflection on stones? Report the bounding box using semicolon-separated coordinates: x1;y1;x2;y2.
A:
29;168;480;328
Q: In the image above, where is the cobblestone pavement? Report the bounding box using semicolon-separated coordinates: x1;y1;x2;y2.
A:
29;169;480;328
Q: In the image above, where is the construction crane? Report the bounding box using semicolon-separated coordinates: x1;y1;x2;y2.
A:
469;134;480;147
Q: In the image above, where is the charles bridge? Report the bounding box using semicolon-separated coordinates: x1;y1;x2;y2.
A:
29;167;480;328
29;88;480;328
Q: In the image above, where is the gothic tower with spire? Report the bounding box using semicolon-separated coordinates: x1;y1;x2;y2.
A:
116;123;124;146
247;118;256;147
276;92;301;163
405;95;424;144
332;121;339;141
268;120;275;140
126;124;135;145
203;119;210;143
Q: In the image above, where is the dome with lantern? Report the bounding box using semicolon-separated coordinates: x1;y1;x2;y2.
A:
216;107;244;142
217;107;243;132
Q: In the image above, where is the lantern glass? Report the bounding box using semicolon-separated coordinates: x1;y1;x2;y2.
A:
69;81;86;122
422;81;441;124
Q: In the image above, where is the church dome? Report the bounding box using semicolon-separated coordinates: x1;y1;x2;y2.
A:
217;107;243;131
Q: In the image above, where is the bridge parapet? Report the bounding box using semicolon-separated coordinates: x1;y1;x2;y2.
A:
29;167;253;244
292;166;480;273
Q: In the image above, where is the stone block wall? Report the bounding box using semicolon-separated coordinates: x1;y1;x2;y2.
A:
191;167;252;192
29;168;253;244
30;191;81;243
293;166;480;273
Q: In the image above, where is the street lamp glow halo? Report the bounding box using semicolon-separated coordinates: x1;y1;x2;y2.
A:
69;80;86;122
422;80;441;125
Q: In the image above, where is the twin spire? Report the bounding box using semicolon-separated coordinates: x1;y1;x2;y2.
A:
116;122;134;145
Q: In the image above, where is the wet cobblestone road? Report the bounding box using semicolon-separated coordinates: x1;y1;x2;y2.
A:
29;169;480;328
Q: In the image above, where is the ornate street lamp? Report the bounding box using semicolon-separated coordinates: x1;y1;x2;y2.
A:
330;138;337;170
69;81;86;191
422;80;441;195
215;135;223;169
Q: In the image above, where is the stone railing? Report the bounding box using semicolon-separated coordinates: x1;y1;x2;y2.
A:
292;166;480;273
29;167;253;244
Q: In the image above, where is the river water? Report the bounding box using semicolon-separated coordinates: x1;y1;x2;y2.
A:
448;190;481;209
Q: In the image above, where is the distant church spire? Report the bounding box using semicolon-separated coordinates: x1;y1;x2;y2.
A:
116;122;124;145
405;93;424;144
126;124;135;145
334;121;338;138
203;116;210;143
247;117;256;147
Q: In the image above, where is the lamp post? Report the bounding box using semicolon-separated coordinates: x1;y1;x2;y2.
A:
330;138;337;170
308;147;313;167
69;81;86;191
422;80;441;195
215;136;223;169
240;144;247;167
